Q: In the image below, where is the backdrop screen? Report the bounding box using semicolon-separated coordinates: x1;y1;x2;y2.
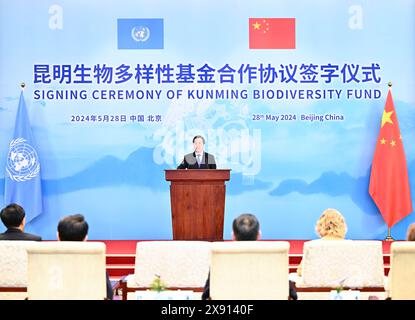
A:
0;0;414;240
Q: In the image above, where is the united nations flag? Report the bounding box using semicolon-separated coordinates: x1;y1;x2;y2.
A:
117;18;164;49
4;92;43;223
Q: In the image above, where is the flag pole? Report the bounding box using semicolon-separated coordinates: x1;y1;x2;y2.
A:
384;81;395;242
385;227;394;241
20;82;26;91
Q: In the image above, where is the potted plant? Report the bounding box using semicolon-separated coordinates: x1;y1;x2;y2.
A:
330;278;346;300
135;274;193;300
150;274;167;293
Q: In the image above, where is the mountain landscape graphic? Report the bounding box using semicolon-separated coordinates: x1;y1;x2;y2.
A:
0;147;272;196
0;146;413;216
269;160;415;215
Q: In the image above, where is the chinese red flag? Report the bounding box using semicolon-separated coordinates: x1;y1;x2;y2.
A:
369;89;413;227
249;18;296;49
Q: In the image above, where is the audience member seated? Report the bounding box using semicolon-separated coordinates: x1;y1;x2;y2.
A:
0;204;41;241
57;214;113;300
406;223;415;241
202;213;297;300
296;208;347;277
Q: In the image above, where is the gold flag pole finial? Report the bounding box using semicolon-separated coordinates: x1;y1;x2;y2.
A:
388;81;392;88
20;82;26;91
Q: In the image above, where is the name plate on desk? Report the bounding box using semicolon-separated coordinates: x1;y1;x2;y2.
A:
135;290;194;300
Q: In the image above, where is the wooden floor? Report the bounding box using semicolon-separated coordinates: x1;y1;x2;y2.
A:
95;240;394;282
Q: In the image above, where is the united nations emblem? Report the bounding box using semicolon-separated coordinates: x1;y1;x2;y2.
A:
131;26;150;42
6;138;40;182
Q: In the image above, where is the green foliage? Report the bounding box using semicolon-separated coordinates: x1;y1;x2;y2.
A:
150;274;167;292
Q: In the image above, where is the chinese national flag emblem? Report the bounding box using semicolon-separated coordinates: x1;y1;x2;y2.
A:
249;18;296;49
369;89;413;227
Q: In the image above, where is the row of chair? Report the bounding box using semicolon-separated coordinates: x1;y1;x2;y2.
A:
0;241;106;300
122;240;415;300
1;240;414;299
120;240;415;300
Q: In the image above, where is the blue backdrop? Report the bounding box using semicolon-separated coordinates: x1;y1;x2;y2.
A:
0;0;414;240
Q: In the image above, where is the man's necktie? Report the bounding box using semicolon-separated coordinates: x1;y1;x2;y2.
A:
197;154;201;167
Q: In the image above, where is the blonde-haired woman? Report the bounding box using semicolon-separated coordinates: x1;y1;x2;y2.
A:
297;208;347;276
315;208;347;240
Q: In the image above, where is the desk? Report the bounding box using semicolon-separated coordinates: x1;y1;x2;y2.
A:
129;290;198;300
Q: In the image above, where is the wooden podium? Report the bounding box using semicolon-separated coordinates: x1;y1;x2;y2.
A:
165;169;231;241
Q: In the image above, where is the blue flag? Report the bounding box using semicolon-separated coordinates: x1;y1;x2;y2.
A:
4;92;43;223
117;18;164;49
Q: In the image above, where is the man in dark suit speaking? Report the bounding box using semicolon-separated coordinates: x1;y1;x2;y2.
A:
177;135;217;169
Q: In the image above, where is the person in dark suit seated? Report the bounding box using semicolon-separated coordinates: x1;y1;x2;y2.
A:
0;203;42;241
202;213;298;300
177;135;217;169
57;214;113;300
